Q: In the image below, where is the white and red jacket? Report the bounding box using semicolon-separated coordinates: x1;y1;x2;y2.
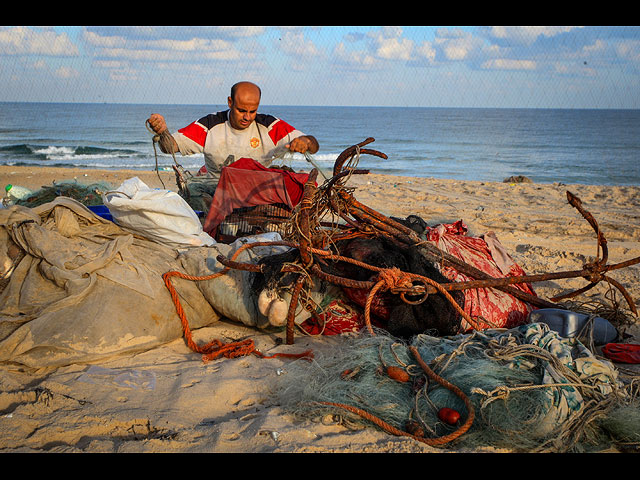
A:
172;110;306;175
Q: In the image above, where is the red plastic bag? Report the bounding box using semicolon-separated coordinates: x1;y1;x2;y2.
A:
300;300;365;336
602;343;640;364
423;220;537;331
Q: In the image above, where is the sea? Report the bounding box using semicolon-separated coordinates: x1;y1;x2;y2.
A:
1;102;639;186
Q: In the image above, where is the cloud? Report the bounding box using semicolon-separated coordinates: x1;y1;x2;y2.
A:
82;30;127;48
332;41;379;70
0;27;78;56
3;26;639;107
433;28;485;62
615;39;640;63
414;41;436;64
481;58;537;70
375;35;413;61
54;66;79;79
330;27;417;70
84;26;265;42
367;26;414;61
278;30;323;59
487;26;579;46
83;28;244;64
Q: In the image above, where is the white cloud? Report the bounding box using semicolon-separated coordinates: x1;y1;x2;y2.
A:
481;58;537;70
82;30;127;48
376;36;413;61
368;26;413;61
54;66;79;79
615;40;640;63
434;28;484;61
2;26;639;108
278;30;323;58
83;27;244;64
93;59;128;69
332;41;379;69
415;41;436;63
91;42;242;62
488;26;579;46
0;27;78;56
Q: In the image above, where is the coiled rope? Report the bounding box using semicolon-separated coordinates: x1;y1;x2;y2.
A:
162;241;313;363
363;266;482;334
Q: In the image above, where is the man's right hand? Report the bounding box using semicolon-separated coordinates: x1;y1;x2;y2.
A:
147;113;167;134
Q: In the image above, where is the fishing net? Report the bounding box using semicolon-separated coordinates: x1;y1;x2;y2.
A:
273;323;640;452
15;180;113;208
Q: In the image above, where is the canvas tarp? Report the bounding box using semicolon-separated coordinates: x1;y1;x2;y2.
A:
0;197;220;369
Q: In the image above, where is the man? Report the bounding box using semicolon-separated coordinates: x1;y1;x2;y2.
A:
147;81;319;177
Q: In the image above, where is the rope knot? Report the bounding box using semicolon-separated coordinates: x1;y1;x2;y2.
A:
375;267;414;291
582;261;605;283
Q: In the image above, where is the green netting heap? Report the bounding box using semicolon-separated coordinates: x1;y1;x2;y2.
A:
15;180;114;207
273;323;640;452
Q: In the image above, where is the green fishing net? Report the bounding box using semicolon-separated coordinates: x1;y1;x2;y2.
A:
273;323;640;452
15;180;114;207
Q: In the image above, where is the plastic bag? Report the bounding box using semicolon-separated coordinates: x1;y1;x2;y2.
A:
3;184;34;206
102;177;215;249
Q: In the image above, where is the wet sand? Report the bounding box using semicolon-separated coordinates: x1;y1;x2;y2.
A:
1;164;638;453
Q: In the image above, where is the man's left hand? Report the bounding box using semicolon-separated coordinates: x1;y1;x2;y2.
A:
287;135;319;154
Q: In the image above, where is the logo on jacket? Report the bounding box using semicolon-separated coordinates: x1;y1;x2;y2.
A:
250;137;260;148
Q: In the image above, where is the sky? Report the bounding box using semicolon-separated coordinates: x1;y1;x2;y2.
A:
1;25;639;109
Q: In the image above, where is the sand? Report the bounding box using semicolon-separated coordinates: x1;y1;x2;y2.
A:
1;164;639;453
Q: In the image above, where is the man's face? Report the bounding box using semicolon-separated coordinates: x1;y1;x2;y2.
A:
228;86;260;130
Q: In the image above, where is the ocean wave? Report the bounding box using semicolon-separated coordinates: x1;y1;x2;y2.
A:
0;143;141;158
0;157;206;170
0;144;34;155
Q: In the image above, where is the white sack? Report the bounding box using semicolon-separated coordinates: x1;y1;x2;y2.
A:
102;177;215;249
179;232;327;329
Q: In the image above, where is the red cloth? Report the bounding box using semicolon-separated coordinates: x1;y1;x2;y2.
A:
203;158;310;236
602;343;640;364
423;220;537;331
343;286;392;320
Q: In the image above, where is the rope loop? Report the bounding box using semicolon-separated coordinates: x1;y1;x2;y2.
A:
375;267;415;292
162;241;315;363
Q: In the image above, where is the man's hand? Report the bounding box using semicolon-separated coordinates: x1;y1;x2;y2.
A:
147;113;168;134
287;135;319;154
147;113;178;154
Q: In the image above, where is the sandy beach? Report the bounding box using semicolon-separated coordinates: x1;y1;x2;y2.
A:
1;164;639;453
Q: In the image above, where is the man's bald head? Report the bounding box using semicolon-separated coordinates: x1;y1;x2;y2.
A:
227;81;261;130
230;82;261;103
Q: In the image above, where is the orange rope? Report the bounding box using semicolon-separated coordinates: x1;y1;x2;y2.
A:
319;344;475;447
163;240;476;446
162;241;313;363
362;267;482;334
162;239;479;360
